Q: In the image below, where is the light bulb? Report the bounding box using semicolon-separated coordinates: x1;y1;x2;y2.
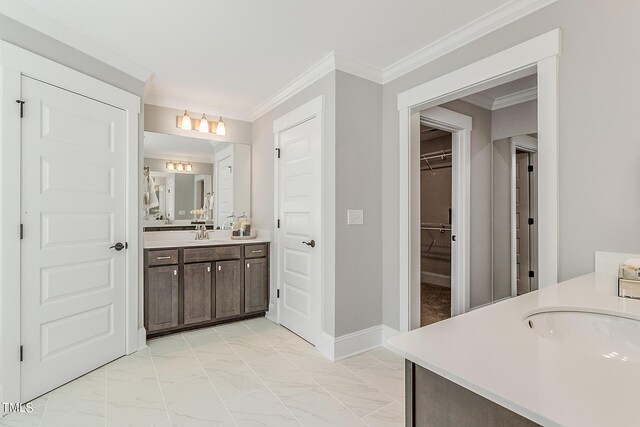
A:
198;113;209;133
166;162;175;171
216;116;226;135
180;110;192;130
185;163;193;172
177;163;184;171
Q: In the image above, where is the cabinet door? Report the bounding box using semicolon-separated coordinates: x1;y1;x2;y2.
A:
215;260;242;319
245;258;268;313
147;265;179;332
184;262;213;325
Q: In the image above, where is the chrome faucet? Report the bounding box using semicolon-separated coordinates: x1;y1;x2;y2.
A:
195;224;209;240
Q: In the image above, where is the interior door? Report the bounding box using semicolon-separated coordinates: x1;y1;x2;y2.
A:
515;151;530;295
216;152;233;224
20;76;127;401
277;116;321;344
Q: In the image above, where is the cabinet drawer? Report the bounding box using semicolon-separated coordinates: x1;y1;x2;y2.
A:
184;246;241;263
147;249;179;266
244;244;268;258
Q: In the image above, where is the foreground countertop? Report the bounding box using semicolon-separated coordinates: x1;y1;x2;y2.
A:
143;230;270;249
387;273;640;427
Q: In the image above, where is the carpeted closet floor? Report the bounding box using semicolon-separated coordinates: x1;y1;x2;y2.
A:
421;282;451;326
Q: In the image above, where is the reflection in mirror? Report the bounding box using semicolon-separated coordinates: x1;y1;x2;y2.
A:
492;135;539;301
143;131;250;228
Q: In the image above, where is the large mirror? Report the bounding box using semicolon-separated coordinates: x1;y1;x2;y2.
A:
143;131;250;228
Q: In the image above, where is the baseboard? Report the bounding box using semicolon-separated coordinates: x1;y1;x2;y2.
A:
316;332;336;361
421;271;451;288
381;325;400;347
333;325;384;361
137;327;147;351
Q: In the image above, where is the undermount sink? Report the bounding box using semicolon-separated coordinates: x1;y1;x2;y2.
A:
524;310;640;362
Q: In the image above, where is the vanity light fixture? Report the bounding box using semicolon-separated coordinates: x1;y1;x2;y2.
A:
198;113;209;133
178;110;192;131
216;116;226;135
165;161;193;172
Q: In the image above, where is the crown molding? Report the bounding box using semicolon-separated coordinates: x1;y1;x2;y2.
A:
461;92;495;110
334;53;383;84
251;52;335;121
382;0;558;84
144;93;252;122
492;87;537;110
0;0;153;83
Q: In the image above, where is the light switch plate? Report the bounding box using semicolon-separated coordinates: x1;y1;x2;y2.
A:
347;209;364;225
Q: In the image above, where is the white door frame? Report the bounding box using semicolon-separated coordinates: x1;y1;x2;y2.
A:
272;95;329;355
0;41;140;405
510;135;538;297
398;29;560;332
415;107;472;330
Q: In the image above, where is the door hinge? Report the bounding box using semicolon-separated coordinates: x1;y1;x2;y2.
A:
277;289;280;298
277;219;280;229
528;217;534;225
16;100;25;118
20;345;23;362
275;148;281;158
20;224;24;239
528;270;535;278
528;165;534;173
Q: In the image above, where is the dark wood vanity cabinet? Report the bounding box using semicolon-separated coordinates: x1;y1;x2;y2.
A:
144;242;269;337
183;262;213;325
245;257;269;313
145;264;179;332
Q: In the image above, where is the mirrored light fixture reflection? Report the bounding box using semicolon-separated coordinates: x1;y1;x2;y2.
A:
176;110;226;135
166;161;192;172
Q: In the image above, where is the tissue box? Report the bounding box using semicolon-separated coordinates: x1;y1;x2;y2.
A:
618;262;640;299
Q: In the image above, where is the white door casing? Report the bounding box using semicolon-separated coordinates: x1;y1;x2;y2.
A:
273;96;324;348
397;29;560;333
0;41;140;406
215;149;233;225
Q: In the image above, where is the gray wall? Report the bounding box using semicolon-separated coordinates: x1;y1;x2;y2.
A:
252;71;337;336
492;100;537;141
441;100;494;307
334;71;383;336
382;0;640;330
492;138;512;301
174;174;195;219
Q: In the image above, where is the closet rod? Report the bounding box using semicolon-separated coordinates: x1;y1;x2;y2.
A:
421;227;452;232
420;149;452;161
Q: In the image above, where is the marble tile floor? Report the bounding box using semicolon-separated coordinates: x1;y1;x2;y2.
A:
1;317;405;427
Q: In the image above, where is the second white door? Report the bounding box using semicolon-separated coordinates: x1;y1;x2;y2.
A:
276;116;321;345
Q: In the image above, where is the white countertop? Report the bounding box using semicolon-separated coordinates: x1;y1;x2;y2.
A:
387;273;640;427
143;230;270;249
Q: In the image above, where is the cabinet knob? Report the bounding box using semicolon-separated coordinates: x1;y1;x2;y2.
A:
173;270;177;275
207;266;211;272
218;265;222;271
247;263;250;269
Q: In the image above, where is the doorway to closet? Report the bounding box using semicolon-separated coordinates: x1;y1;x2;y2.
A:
420;126;453;326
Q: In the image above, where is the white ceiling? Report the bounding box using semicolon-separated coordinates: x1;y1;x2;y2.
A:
144;132;222;163
12;0;520;120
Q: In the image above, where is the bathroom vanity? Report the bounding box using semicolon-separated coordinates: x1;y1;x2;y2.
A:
388;272;640;427
144;237;270;337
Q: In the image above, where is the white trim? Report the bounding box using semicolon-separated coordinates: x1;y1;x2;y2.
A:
144;93;252;123
462;87;538;111
493;87;537;110
382;0;558;83
0;41;140;404
595;251;640;275
381;325;400;346
0;1;152;82
416;107;472;330
397;29;561;333
334;53;383;84
137;328;148;351
253;53;334;121
421;272;451;288
333;326;384;361
272;96;328;358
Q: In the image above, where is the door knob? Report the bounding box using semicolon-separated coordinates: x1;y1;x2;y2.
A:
302;240;316;248
109;242;127;251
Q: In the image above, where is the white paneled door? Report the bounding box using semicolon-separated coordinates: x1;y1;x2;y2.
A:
277;116;321;345
20;76;127;401
216;151;233;224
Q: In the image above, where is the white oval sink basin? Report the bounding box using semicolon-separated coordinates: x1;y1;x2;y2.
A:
524;310;640;362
